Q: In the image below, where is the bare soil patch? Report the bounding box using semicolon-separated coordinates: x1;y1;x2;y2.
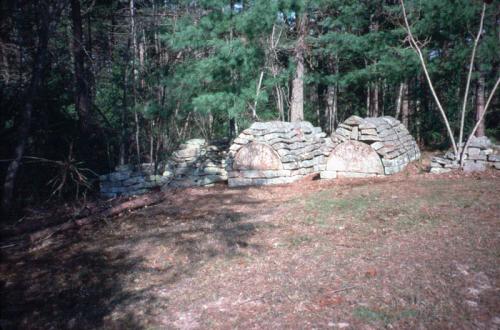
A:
1;170;499;329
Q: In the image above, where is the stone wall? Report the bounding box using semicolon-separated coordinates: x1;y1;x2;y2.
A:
169;139;228;187
321;115;420;178
430;136;500;173
98;117;424;195
227;121;335;187
99;139;228;196
99;163;172;198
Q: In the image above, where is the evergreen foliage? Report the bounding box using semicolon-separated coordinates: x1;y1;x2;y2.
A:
0;0;498;210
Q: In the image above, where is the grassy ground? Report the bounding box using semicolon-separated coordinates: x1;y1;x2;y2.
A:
1;172;499;329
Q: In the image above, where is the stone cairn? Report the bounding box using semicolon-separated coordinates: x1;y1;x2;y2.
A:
227;121;335;187
430;136;500;173
169;139;228;187
321;115;420;179
99;163;172;198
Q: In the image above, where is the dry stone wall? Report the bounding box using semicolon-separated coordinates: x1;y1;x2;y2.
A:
99;117;422;195
430;136;500;173
99;139;228;197
227;121;335;187
321;115;420;178
169;139;228;187
99;163;172;198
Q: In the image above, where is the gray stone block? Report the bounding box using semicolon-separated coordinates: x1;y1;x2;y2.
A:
123;176;146;186
431;157;452;165
430;167;452;174
463;161;486;173
320;171;337;179
468;153;487;161
467;147;481;156
487;154;500;162
370;142;384;150
109;171;131;181
344;115;364;126
430;162;443;168
468;136;491;149
360;128;377;136
336;127;351;137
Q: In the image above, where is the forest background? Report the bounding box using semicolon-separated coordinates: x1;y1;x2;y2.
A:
1;0;499;215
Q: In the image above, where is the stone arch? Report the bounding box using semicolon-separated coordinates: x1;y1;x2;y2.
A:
324;140;383;178
233;142;283;170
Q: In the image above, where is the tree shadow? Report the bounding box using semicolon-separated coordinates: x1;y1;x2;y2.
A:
1;248;147;329
0;187;271;328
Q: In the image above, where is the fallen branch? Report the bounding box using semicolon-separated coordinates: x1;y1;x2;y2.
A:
29;193;166;242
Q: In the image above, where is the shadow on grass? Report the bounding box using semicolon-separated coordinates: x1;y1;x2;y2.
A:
0;188;268;329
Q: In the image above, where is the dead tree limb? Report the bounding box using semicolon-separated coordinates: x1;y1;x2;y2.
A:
400;0;458;156
458;3;486;151
29;193;166;242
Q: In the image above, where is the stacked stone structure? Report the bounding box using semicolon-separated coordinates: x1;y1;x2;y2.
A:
169;139;228;187
99;163;172;198
430;136;500;173
99;139;228;197
227;121;335;187
321;115;420;178
99;117;422;195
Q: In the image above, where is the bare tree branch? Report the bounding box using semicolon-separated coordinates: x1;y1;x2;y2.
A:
461;75;500;166
458;3;486;153
400;0;458;156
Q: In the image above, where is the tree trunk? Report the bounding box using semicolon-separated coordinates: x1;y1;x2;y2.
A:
229;118;238;140
149;121;155;164
267;24;285;121
290;52;304;121
139;29;146;89
86;13;94;104
325;85;337;134
71;0;92;134
373;81;379;117
395;82;404;119
130;0;140;163
381;80;386;116
415;98;421;144
2;3;51;215
310;83;320;126
290;12;307;122
366;83;371;116
475;72;486;137
401;82;409;128
276;86;285;121
119;36;130;166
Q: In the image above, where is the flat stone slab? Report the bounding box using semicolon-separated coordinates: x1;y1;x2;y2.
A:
320;171;337;179
233;142;283;170
463;161;487;173
326;140;384;176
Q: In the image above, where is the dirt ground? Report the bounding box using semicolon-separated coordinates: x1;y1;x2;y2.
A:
1;167;500;329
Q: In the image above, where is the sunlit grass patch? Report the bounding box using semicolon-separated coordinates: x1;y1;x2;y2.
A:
354;306;418;325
